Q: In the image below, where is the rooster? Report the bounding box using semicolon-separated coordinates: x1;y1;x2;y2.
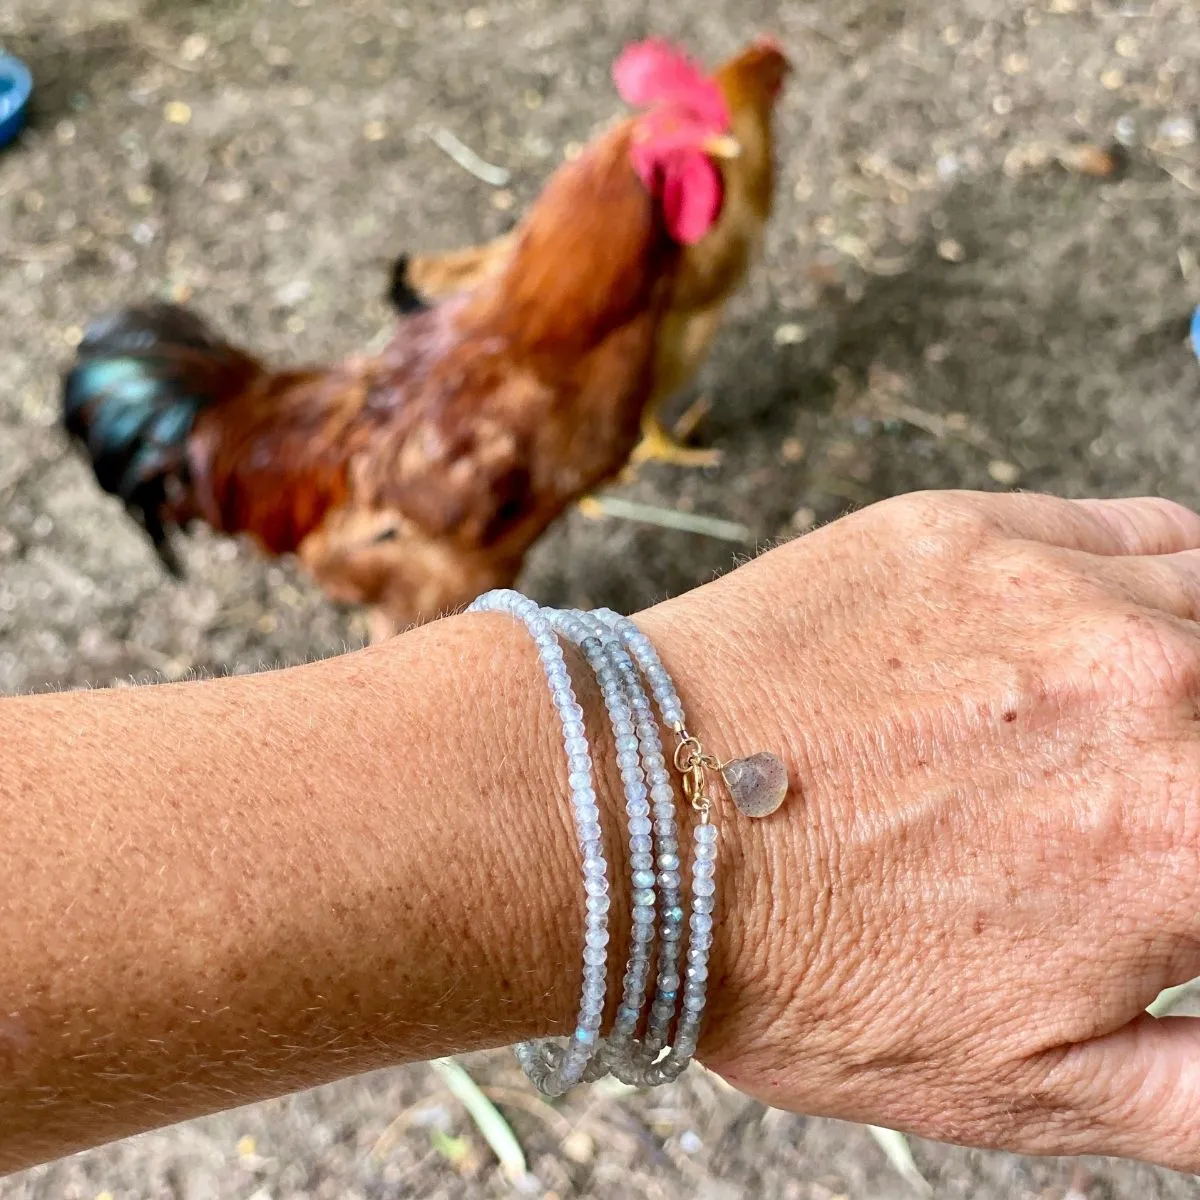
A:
389;37;791;468
61;41;742;641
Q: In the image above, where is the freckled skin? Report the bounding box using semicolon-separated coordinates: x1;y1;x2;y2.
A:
7;490;1200;1174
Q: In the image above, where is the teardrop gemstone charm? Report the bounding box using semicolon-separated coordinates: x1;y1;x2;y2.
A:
722;752;789;818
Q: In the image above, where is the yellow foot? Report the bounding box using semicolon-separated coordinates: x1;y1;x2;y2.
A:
577;495;606;520
628;426;723;470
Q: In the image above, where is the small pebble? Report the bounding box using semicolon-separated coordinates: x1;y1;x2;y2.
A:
563;142;583;161
465;6;489;27
1159;115;1196;147
988;459;1021;486
274;279;312;307
561;1130;594;1163
491;189;516;211
791;506;817;531
180;33;210;61
937;238;966;263
679;1130;704;1154
363;120;387;142
1100;68;1126;91
164;100;192;125
991;95;1014;116
1114;114;1138;147
63;326;83;347
774;323;808;346
236;1135;257;1159
1057;143;1122;178
935;153;960;182
780;437;806;463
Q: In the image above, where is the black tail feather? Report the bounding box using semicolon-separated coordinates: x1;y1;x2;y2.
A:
61;303;261;572
387;254;430;315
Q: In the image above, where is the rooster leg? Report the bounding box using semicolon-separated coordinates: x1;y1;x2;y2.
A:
367;608;400;645
626;399;723;471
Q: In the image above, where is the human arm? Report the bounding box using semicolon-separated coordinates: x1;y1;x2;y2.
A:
5;491;1200;1174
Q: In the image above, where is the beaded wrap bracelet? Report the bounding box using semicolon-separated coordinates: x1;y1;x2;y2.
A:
468;589;789;1095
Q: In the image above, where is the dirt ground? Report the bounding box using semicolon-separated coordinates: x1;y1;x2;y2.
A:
3;0;1200;1196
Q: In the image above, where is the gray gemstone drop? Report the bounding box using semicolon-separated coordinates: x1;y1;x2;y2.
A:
723;751;789;818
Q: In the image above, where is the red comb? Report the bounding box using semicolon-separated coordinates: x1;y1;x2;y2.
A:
612;39;729;129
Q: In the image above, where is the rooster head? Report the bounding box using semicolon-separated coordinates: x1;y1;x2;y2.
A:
614;39;740;246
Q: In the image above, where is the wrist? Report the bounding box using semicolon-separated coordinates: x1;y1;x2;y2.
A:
635;587;834;1075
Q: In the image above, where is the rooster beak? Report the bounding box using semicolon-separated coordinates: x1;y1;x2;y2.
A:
704;134;741;160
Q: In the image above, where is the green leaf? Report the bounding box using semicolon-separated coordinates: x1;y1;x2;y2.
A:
429;1129;469;1166
431;1058;528;1182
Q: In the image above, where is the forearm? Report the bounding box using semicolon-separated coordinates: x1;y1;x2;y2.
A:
13;490;1200;1177
0;613;658;1172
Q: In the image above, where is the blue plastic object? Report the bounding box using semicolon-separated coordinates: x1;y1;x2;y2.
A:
0;54;32;149
1191;305;1200;363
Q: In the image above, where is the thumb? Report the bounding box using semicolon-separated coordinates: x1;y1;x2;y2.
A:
1038;1013;1200;1173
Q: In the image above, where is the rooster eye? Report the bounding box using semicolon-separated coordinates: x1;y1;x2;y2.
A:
371;525;400;544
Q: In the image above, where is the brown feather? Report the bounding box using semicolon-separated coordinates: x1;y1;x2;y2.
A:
138;116;680;630
393;40;790;419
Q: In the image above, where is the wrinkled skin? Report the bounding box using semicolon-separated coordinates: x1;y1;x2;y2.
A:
638;490;1200;1172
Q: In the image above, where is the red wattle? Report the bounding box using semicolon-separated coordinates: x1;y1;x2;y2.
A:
660;149;724;245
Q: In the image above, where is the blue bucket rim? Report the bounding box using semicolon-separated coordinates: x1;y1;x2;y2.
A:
0;53;32;147
0;53;33;101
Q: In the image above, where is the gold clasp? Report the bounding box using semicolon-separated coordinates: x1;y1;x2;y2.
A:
672;729;724;822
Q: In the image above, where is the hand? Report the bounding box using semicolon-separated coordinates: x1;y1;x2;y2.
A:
642;491;1200;1171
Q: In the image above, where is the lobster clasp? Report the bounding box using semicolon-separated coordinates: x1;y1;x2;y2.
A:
674;731;714;821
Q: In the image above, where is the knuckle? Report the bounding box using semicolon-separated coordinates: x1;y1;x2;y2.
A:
979;540;1070;591
874;491;994;567
878;489;989;536
1097;611;1200;702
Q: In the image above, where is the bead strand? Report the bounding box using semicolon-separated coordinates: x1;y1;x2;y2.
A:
469;591;718;1095
467;590;609;1095
591;609;714;1084
573;613;686;1077
545;611;659;1080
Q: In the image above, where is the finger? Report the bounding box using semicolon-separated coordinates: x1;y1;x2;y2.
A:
1032;1014;1200;1173
1083;549;1200;623
1071;498;1200;557
919;492;1200;555
979;493;1200;556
